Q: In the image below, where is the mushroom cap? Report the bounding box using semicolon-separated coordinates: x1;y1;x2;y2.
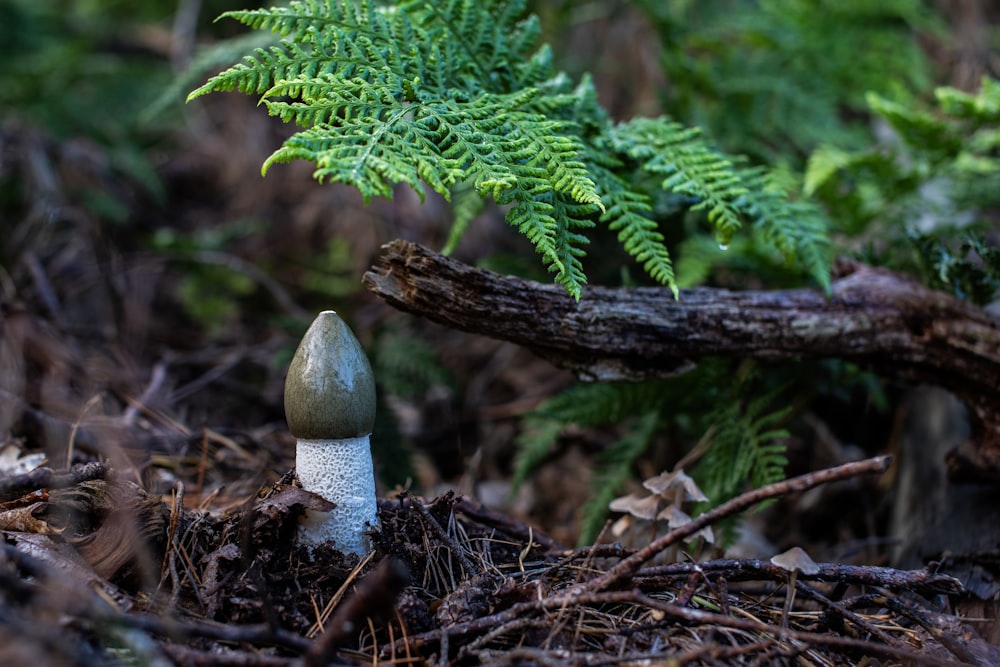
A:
656;505;715;543
643;469;709;502
770;546;820;575
609;493;662;520
284;311;376;439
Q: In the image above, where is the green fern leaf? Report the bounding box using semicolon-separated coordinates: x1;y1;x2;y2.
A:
936;77;1000;119
441;183;485;255
695;382;791;509
597;169;677;297
804;145;852;197
512;416;564;491
867;92;961;160
372;325;453;399
610;118;747;246
740;167;832;292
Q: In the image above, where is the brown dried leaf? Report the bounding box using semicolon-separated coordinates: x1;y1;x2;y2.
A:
0;502;61;534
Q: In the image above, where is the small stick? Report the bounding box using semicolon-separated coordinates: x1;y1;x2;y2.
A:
794;580;896;645
574;455;892;594
0;461;109;503
635;558;962;595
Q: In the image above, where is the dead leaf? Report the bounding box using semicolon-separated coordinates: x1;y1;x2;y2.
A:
0;502;61;534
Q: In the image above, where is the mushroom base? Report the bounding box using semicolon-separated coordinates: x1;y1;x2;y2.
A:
295;436;378;555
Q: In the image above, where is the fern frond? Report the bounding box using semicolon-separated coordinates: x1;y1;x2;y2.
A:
803;144;853;197
148;32;277;120
740;167;832;292
867;92;961;160
506;194;563;280
673;234;730;289
936;77;1000;120
548;198;597;298
188;0;400;100
441;183;485;254
372;325;453;399
512;376;678;495
511;416;564;491
534;380;673;426
261;109;456;201
397;0;540;90
695;384;791;507
220;0;380;42
610;118;747;247
597;168;677;297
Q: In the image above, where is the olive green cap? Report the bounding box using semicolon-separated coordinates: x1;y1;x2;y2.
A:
284;311;376;439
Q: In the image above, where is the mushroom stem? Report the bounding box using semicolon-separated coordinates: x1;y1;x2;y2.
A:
780;571;798;631
296;436;377;554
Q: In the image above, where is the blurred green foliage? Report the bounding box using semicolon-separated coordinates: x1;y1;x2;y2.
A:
0;0;182;198
806;81;1000;304
0;0;173;137
637;0;939;164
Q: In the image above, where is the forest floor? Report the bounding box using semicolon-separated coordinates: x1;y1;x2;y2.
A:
2;92;1000;665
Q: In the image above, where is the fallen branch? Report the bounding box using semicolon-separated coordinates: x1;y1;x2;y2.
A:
634;559;963;596
364;240;1000;480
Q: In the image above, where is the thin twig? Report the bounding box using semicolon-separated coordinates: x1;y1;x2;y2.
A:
0;461;109;502
634;558;963;595
123;362;169;425
794;580;896;645
304;557;410;667
883;595;989;665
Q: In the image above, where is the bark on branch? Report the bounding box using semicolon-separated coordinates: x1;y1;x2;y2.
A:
362;240;1000;480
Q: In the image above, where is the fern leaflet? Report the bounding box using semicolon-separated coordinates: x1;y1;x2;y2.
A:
608;118;747;247
695;385;791;508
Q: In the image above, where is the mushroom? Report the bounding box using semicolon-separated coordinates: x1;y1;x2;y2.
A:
284;310;378;555
608;493;663;537
770;546;820;630
656;505;714;544
643;469;708;504
609;493;662;521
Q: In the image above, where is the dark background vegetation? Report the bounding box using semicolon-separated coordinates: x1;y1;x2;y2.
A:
1;0;998;555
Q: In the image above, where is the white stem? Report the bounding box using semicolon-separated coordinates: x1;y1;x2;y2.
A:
296;435;378;555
